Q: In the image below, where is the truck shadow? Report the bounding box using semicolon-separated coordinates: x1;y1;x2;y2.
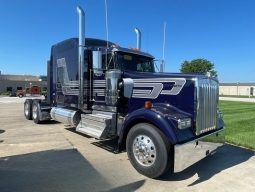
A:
91;138;123;154
64;128;123;152
0;149;145;192
40;120;61;125
101;180;145;192
160;144;254;186
65;127;93;138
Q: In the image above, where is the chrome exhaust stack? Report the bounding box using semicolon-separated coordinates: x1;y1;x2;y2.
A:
77;6;85;110
134;27;141;50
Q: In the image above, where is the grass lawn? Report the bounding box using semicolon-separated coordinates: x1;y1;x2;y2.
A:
209;101;255;150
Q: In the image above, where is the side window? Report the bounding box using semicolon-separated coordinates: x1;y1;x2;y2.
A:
17;87;22;90
137;63;142;72
57;67;64;84
137;62;154;72
56;58;70;87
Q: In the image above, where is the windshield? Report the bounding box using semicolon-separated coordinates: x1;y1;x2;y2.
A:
116;52;155;72
102;52;155;72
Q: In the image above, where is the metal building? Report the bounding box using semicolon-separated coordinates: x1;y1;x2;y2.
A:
219;83;255;96
0;72;47;94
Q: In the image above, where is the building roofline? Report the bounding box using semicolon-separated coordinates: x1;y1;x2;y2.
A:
220;83;255;86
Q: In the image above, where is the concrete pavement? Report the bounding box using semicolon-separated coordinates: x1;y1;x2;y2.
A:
0;96;44;104
0;97;255;192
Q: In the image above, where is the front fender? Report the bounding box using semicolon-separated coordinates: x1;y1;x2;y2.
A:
118;108;178;146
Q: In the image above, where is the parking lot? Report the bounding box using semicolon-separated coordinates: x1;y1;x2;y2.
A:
0;97;255;192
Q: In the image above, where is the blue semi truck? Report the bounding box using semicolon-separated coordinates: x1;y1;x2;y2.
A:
24;6;224;178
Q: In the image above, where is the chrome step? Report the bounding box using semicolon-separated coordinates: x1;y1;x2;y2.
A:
76;112;114;139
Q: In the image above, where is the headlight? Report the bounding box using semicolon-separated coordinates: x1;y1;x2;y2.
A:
178;118;191;129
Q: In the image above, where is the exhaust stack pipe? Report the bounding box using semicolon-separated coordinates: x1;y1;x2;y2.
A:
77;6;85;110
134;27;141;50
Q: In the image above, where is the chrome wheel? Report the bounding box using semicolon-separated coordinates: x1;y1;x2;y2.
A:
32;105;38;120
127;123;173;178
24;103;29;116
133;134;156;167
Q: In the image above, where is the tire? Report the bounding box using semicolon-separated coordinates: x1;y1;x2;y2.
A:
18;94;23;98
32;100;41;124
24;99;33;120
126;123;173;178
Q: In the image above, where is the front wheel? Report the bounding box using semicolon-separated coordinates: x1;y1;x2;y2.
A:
126;123;173;178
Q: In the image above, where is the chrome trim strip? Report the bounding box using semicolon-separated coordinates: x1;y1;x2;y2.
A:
92;105;117;112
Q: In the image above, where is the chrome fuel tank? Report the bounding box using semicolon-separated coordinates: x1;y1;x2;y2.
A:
50;107;80;127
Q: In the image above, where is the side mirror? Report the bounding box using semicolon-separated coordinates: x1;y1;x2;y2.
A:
119;78;134;98
92;51;102;69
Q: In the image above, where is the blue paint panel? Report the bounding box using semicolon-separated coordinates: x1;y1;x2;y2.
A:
51;38;79;107
121;71;198;143
50;38;113;108
152;103;196;143
119;108;178;144
123;71;196;117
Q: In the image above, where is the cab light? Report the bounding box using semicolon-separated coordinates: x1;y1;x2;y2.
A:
130;48;139;51
111;44;119;48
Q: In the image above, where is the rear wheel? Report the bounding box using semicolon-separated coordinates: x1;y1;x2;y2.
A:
126;123;173;178
24;99;32;120
32;100;41;124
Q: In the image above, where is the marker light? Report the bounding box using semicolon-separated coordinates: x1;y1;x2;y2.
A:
144;101;153;109
130;48;139;51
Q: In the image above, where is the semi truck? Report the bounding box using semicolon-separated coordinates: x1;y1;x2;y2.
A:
16;85;41;98
23;6;224;178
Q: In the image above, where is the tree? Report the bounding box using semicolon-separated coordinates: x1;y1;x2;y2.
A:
180;59;217;76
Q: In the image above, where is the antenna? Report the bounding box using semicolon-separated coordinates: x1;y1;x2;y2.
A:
160;22;166;72
104;0;109;69
105;0;109;49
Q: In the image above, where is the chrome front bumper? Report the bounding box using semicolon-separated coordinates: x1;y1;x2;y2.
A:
174;131;224;173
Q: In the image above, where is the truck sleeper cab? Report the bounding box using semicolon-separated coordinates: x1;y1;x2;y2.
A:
23;6;224;178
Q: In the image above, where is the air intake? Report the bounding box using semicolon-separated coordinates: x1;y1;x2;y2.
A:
134;27;141;50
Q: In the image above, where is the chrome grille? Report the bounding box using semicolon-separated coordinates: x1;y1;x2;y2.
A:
196;78;218;135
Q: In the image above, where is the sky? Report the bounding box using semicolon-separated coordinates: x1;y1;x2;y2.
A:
0;0;254;83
